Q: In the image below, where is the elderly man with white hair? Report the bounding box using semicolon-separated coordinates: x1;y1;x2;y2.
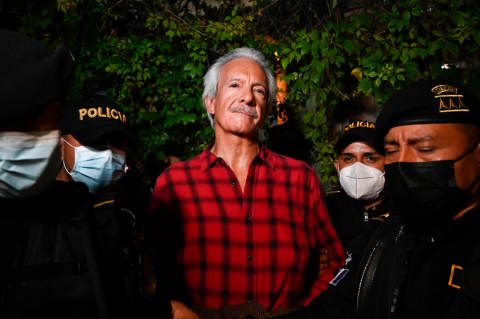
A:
141;48;344;317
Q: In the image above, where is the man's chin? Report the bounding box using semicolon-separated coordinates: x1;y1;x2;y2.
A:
223;125;258;138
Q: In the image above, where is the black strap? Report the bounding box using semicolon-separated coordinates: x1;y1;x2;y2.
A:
0;261;81;283
79;213;110;319
66;183;111;319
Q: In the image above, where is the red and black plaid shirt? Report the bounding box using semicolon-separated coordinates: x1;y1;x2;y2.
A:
143;144;344;312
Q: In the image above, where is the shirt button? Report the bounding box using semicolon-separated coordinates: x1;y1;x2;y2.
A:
231;181;236;187
247;254;252;261
245;215;251;222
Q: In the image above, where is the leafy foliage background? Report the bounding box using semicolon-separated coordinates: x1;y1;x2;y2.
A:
2;0;480;189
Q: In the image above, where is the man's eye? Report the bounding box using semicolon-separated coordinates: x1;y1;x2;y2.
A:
366;156;376;162
230;84;239;87
418;149;434;153
256;89;265;94
385;150;398;156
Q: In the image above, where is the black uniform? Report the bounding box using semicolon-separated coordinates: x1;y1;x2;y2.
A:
271;79;480;319
0;181;169;318
326;190;392;248
276;207;480;319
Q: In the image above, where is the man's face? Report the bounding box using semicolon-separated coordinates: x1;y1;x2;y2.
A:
61;133;128;174
205;58;268;138
335;140;385;175
383;124;480;191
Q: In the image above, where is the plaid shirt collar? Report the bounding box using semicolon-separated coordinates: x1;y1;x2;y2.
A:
200;142;275;173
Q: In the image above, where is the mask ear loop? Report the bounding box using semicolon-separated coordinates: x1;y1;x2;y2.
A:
454;141;480;163
376;171;386;196
62;138;75;175
453;141;480;194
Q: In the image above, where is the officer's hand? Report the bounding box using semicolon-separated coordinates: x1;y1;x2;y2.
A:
318;248;332;277
171;300;200;319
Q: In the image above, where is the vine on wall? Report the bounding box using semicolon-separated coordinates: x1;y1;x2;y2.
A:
2;0;480;188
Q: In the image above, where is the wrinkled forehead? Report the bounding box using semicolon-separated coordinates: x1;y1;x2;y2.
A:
384;123;469;146
219;58;267;85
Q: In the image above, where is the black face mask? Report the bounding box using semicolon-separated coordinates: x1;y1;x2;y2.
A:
384;144;479;223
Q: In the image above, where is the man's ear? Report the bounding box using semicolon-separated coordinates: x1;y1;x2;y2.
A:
204;96;216;116
334;159;340;176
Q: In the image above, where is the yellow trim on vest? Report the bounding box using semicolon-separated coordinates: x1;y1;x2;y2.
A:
325;190;341;195
93;200;115;208
448;264;463;289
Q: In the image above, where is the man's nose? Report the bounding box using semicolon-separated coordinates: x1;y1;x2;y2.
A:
395;146;413;162
238;87;255;106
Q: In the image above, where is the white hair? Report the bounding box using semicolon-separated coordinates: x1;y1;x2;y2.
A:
202;47;277;128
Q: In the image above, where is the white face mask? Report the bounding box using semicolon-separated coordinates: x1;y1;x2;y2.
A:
62;139;126;194
0;130;61;199
338;162;385;202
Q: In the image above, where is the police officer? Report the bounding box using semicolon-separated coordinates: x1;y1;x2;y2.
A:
56;93;154;223
327;121;393;248
56;94;169;317
0;30;168;319
0;29;87;317
253;79;480;319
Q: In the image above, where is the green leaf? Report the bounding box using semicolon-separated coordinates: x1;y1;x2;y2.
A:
409;27;417;39
343;39;354;53
315;112;324;125
474;31;480;46
448;42;459;56
390;76;396;85
432;30;444;37
303;110;315;124
403;10;411;20
299;41;311;55
397;74;406;81
281;58;289;71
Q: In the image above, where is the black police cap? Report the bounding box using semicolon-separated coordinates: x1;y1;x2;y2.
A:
59;95;135;143
0;29;75;128
334;120;377;155
375;79;480;154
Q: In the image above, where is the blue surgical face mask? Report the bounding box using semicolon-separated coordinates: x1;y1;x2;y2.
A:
62;138;126;193
0;130;62;199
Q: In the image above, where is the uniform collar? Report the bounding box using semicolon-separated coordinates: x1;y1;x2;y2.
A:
200;142;275;173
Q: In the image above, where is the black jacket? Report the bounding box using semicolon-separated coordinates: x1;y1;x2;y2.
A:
276;207;480;319
326;190;393;248
0;180;169;319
